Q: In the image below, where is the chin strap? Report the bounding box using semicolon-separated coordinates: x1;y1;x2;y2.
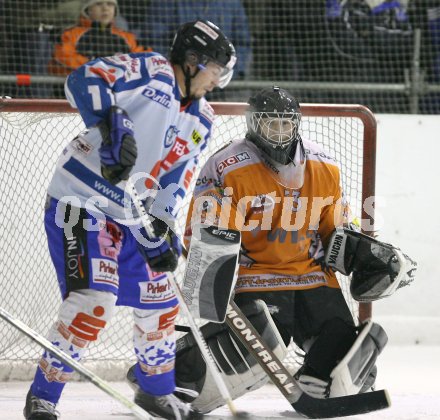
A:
181;64;201;105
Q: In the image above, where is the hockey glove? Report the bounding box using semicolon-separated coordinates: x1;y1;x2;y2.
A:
137;218;182;272
99;106;137;185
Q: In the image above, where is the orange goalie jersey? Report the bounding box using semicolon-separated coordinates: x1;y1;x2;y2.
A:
185;137;350;294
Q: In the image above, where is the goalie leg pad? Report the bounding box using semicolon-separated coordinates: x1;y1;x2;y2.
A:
330;320;388;397
296;318;388;398
325;228;417;301
175;299;287;413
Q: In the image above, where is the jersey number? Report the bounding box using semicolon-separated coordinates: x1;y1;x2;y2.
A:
87;86;114;111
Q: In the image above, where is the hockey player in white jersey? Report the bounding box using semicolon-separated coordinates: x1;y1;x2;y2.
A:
23;20;236;420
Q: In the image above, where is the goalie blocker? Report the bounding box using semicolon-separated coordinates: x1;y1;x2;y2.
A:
324;227;417;302
181;224;241;323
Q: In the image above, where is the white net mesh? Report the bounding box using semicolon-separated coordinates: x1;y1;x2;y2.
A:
0;101;374;380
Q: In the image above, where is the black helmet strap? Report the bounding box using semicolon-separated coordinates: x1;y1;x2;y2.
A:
181;60;201;104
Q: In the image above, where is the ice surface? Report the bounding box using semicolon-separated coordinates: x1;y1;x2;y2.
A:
1;345;439;419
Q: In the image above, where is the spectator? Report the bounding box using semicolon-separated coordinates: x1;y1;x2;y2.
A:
325;0;413;84
410;0;440;113
48;0;147;77
145;0;252;81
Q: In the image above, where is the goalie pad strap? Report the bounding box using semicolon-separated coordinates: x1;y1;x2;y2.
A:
175;300;287;413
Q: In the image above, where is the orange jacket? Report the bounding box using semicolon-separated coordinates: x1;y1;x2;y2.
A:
49;17;148;76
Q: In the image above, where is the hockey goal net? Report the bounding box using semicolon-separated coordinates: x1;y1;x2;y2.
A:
0;99;375;380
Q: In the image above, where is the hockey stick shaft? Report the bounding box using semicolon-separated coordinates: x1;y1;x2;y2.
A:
127;179;240;416
226;301;300;402
0;307;154;420
226;301;391;418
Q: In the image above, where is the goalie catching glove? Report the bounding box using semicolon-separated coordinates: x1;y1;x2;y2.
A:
99;106;137;184
325;227;417;301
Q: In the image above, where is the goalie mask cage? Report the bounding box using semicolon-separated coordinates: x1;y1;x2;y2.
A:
0;99;375;380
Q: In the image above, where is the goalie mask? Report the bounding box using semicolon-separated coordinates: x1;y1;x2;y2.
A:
246;86;303;165
170;20;236;95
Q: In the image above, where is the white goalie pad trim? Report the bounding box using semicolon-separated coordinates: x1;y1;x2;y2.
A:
192;300;288;413
181;224;241;322
330;320;372;396
379;247;416;298
329;319;383;397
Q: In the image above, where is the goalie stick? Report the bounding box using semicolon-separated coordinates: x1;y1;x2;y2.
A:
127;178;249;419
0;306;154;420
226;301;391;418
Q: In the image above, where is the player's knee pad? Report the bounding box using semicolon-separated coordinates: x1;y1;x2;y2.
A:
40;289;116;378
296;317;387;398
51;289;116;346
175;299;287;413
133;305;179;377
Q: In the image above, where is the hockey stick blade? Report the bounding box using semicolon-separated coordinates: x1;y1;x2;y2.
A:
293;388;391;418
0;307;154;420
227;301;391;418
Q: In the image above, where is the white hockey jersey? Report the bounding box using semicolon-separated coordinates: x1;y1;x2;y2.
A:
48;52;214;225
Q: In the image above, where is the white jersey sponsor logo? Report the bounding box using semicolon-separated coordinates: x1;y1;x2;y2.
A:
142;86;171;108
104;54;141;81
216;152;251;174
92;258;119;286
164;125;179;148
146;55;174;78
139;276;175;304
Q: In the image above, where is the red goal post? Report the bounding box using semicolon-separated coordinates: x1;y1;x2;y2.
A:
0;99;375;378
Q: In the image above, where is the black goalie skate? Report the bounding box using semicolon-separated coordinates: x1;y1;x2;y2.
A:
23;389;59;420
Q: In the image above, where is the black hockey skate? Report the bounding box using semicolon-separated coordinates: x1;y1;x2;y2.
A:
23;389;59;420
127;364;202;419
